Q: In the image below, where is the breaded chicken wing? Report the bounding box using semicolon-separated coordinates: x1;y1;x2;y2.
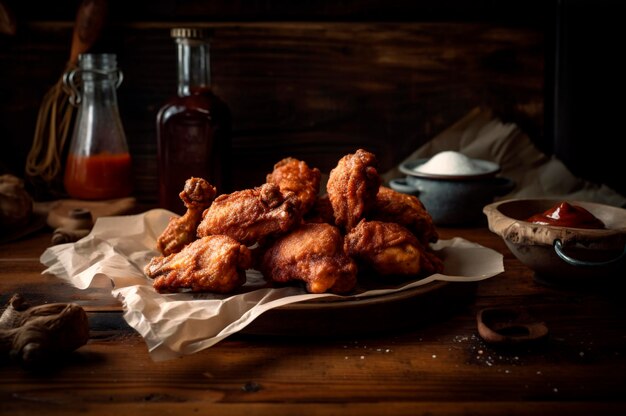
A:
259;223;357;294
327;149;381;231
370;186;438;245
344;220;443;277
196;183;300;246
146;235;252;293
157;177;217;256
266;157;321;214
303;194;335;224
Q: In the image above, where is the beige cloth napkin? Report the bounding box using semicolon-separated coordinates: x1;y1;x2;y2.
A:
383;107;626;207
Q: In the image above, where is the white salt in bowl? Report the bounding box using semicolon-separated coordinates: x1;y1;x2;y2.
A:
404;151;501;179
390;152;514;226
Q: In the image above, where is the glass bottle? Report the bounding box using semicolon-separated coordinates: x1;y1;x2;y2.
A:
63;53;133;200
157;28;232;215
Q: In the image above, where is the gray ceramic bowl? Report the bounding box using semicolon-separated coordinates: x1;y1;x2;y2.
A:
389;159;515;226
483;198;626;283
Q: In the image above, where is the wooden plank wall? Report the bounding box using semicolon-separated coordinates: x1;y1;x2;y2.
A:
0;0;548;203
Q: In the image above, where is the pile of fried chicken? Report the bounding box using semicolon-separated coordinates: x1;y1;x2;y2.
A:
144;149;444;294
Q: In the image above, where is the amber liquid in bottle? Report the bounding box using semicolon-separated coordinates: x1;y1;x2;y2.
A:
157;88;231;214
157;29;232;215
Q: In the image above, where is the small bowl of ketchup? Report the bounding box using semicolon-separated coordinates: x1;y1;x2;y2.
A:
483;198;626;285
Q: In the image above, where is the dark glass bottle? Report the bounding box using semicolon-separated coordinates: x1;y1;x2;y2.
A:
157;28;232;215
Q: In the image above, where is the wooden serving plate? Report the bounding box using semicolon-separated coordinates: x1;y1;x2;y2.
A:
241;280;477;337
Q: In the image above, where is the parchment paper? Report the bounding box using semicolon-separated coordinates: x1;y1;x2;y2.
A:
41;209;504;361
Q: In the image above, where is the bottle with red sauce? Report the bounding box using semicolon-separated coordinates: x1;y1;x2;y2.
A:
63;53;133;200
526;201;605;229
157;28;232;215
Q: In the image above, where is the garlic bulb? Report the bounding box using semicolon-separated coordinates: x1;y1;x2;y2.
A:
0;174;33;229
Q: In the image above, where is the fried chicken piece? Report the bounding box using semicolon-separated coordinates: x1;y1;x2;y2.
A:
369;186;438;245
327;148;381;231
196;183;300;246
157;177;217;256
259;223;357;294
146;235;252;293
344;220;444;277
266;157;321;214
303;194;335;224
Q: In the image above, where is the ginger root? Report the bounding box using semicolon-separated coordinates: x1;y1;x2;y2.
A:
0;294;89;366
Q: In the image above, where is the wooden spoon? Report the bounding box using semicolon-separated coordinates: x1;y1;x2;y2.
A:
477;307;549;345
70;0;108;66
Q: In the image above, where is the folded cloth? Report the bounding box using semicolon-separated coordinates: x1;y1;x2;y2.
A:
383;107;626;208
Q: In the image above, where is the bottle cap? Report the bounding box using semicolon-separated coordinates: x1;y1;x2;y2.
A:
171;28;207;39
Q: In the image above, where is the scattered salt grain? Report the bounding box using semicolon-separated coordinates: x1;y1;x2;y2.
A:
414;151;487;176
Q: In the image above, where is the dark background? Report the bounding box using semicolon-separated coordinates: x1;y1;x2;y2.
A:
0;0;623;203
549;0;625;199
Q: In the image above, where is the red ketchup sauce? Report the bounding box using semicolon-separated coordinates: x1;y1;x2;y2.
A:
64;153;133;200
526;201;605;229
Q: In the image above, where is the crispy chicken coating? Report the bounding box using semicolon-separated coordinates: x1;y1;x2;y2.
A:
145;150;445;296
259;223;357;294
370;186;439;245
344;220;443;277
266;157;321;214
157;177;217;256
196;183;300;246
303;194;335;224
146;235;252;293
326;148;381;231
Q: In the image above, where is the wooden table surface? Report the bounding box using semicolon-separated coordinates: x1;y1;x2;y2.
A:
1;223;625;416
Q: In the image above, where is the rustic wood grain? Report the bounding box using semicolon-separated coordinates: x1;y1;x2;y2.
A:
0;402;625;416
4;0;552;23
1;16;544;202
1;224;626;415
